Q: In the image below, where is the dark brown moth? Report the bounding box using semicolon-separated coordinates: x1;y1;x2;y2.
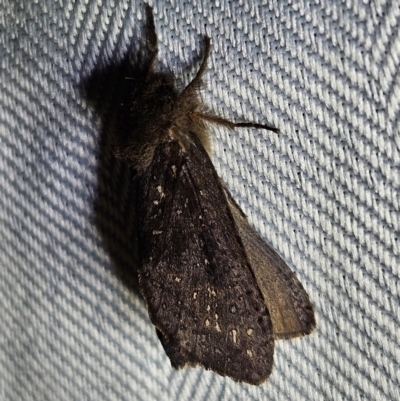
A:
115;4;315;385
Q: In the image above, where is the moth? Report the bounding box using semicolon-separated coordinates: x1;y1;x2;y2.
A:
114;4;315;385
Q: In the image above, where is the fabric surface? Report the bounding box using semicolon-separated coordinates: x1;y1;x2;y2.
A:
1;0;399;400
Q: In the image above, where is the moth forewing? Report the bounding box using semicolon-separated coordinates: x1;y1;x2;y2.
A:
135;134;275;384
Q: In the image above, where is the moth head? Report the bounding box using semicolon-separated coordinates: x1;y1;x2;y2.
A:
114;68;182;170
114;17;211;170
114;64;209;171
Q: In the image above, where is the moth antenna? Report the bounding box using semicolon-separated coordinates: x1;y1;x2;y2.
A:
192;112;280;134
144;4;159;73
179;37;211;101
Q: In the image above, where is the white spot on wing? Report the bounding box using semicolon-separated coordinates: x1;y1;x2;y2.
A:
232;329;237;343
157;186;165;198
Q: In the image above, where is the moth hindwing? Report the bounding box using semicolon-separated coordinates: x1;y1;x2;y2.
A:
114;4;315;385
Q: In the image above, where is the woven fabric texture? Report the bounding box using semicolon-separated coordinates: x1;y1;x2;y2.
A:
1;1;399;400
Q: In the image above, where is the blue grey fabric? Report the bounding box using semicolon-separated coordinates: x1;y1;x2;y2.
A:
1;1;399;400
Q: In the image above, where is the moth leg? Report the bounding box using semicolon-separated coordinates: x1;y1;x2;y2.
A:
144;4;159;73
193;112;280;134
185;35;279;134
